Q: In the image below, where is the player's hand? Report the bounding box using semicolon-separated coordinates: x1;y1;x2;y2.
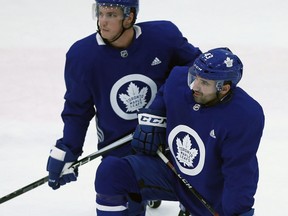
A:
132;108;166;155
46;139;80;190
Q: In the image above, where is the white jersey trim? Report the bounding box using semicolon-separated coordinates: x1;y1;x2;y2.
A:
134;25;142;39
96;203;127;212
50;146;66;161
96;25;142;45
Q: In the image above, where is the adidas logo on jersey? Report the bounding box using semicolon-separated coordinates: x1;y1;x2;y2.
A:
151;57;162;66
209;129;216;138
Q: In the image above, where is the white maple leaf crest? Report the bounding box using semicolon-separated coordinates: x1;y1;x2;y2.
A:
224;57;233;67
119;82;148;112
176;135;198;167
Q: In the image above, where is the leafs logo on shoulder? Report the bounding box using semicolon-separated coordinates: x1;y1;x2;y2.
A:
110;74;157;120
168;125;205;176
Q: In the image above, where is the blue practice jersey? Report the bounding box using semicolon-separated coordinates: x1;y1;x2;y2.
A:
60;21;201;156
149;66;265;215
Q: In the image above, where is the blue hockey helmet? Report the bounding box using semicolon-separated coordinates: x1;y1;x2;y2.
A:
188;47;243;91
95;0;139;18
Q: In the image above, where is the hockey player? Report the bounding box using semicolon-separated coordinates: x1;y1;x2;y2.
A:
95;48;265;215
45;0;201;215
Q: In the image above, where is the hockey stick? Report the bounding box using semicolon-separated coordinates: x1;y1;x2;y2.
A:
157;150;219;216
0;133;133;205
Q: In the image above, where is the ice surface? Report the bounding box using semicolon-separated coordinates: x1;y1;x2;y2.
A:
0;0;287;215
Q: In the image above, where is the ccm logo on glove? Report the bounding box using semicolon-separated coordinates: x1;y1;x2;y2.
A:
138;113;167;128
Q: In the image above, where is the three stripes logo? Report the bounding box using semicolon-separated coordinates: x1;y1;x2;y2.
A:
151;57;162;66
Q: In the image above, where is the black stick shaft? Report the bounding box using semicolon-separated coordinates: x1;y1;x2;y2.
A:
0;133;133;204
157;150;219;216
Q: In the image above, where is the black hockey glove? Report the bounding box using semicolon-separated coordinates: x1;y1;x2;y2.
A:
131;108;166;155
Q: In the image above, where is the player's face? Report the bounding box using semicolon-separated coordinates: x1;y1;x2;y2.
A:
192;75;218;104
98;6;124;41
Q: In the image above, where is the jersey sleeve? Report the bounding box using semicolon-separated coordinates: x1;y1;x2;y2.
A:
168;21;202;67
60;46;96;155
148;84;166;113
145;20;201;68
220;107;265;215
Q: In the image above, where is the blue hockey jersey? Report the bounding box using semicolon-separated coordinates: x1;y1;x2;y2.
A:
149;66;265;215
60;21;201;157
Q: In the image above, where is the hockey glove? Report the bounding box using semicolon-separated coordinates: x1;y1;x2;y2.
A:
131;108;166;155
46;139;80;190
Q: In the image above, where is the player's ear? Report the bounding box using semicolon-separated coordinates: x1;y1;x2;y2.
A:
220;84;231;94
123;12;134;27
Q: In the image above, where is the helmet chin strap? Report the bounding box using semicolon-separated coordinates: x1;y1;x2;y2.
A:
106;24;126;43
97;19;133;45
205;90;233;107
192;87;232;107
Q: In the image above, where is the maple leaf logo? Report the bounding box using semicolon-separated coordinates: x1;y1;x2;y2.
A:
224;57;233;67
119;82;148;112
176;135;198;167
